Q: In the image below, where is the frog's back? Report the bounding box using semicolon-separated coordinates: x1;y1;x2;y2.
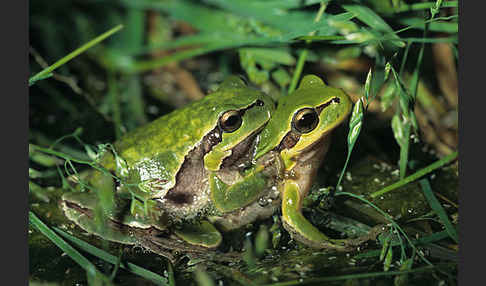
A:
111;83;271;186
114;98;218;166
115;89;260;164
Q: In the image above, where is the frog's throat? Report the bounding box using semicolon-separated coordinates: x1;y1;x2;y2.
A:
283;133;332;201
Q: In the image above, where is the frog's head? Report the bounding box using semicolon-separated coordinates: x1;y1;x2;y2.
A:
202;75;276;171
255;74;352;190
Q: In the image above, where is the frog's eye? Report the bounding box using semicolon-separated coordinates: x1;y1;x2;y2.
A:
292;108;319;134
219;110;243;133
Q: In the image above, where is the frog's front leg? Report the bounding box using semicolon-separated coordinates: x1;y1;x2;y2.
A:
174;154;282;248
209;150;283;213
281;180;380;251
209;167;269;213
168;170;264;248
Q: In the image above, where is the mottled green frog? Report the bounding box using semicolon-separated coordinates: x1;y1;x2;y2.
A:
61;76;281;260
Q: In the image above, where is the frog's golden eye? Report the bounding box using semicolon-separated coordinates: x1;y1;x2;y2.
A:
292;108;319;134
219;110;243;133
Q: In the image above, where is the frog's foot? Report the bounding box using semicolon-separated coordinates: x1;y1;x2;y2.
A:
138;226;239;264
281;182;381;251
173;220;222;249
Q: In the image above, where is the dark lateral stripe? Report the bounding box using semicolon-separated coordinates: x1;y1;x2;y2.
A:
168;99;267;202
316;97;340;114
277;131;301;151
236;99;265;118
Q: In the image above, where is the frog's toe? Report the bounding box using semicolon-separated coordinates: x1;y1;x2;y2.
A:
280;212;383;251
281;217;350;251
173;220;222;248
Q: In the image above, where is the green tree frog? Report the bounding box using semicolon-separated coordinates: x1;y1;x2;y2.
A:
254;74;375;251
61;76;281;260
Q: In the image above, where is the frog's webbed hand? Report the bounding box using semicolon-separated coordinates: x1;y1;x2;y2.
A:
209;151;282;213
139;228;241;264
209;168;269;213
281;181;380;251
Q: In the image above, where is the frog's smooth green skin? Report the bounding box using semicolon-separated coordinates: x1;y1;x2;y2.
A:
61;76;282;251
255;74;363;251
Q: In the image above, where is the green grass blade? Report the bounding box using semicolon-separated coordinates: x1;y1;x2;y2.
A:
120;9;148;128
109;250;123;281
394;114;411;180
53;227;169;286
390;66;414;179
336;192;432;266
398;18;458;33
287;2;327;94
287;49;309;94
394;1;457;13
342;4;404;48
419;179;459;243
398;37;457;43
129;43;229;73
261;265;443;286
370;151;458;198
239;47;296;66
204;0;328;33
29;24;123;86
107;71;122;139
409;33;426;104
167;261;176;286
29;143;92;165
195;268;216;286
294;35;345;41
353;230;450;259
29;212;107;280
336;98;364;192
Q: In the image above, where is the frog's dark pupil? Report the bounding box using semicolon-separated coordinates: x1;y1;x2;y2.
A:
256;99;264;106
220;110;242;132
298;113;317;130
293;108;319;134
225;115;239;127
